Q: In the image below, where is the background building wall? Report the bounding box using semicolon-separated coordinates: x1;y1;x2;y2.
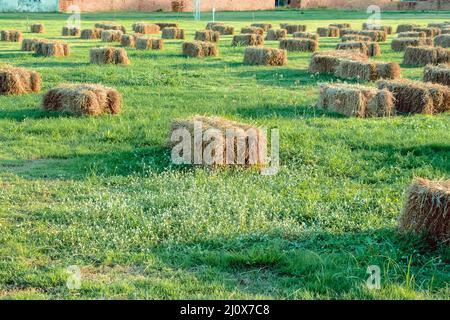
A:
0;0;59;12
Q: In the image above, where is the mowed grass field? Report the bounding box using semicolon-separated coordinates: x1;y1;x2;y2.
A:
0;9;449;300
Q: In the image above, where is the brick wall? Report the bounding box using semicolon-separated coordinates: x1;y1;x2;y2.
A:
59;0;275;12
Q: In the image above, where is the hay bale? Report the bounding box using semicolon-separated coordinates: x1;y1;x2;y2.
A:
155;23;179;30
42;83;121;116
413;27;441;38
120;34;141;48
243;47;287;66
132;22;160;34
357;30;387;42
135;37;164;50
101;30;123;42
339;29;358;37
362;23;393;34
251;23;273;31
428;22;450;29
241;27;264;35
377;79;450;114
398;31;426;38
283;24;307;34
80;28;103;40
206;22;223;30
335;59;400;81
434;35;450;48
95;23;126;33
34;41;70;57
170;116;267;167
195;30;220;42
0;30;23;42
89;47;130;65
404;46;450;66
232;34;264;47
279;38;318;52
396;24;421;33
337;41;381;57
0;66;41;95
318;83;394;117
62;26;80;36
161;27;185;39
266;29;287;41
329;23;352;29
308;50;368;74
30;23;45;33
399;178;450;244
182;41;219;58
341;34;372;42
211;25;235;35
21;38;41;51
317;27;340;37
391;38;427;51
293;32;318;41
442;28;450;35
424;64;450;86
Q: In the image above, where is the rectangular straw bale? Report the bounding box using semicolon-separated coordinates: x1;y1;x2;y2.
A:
341;34;372;42
329;23;352;29
101;30;123;42
232;34;264;47
284;24;307;34
162;27;185;39
279;38;318;52
335;60;400;81
398;31;426;38
362;23;393;34
182;41;219;58
423;64;450;86
266;29;287;41
318;83;394;117
62;26;80;36
0;30;23;42
403;46;450;66
336;41;370;56
293;32;318;41
308;50;368;74
170;116;267;167
243;47;287;66
80;28;103;40
413;27;441;38
30;23;45;33
34;41;70;57
42;83;121;116
132;23;160;34
206;22;223;30
396;24;421;33
89;47;130;65
0;66;41;95
195;30;220;42
120;34;142;48
156;23;179;30
317;27;340;37
211;25;234;35
21;38;41;51
251;23;273;31
241;27;264;35
95;23;126;33
398;178;450;244
434;35;450;48
391;37;426;51
135;37;164;50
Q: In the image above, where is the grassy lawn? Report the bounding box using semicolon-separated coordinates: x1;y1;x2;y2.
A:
0;9;449;300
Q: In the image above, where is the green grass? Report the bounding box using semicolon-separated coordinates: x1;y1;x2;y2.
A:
0;9;449;300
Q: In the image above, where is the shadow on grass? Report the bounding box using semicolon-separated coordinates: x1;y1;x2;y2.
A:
19;61;89;68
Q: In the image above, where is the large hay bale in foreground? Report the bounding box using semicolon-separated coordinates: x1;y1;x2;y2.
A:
241;27;264;35
0;66;41;95
206;22;223;30
399;178;450;245
0;30;23;42
232;34;264;47
398;31;426;38
95;23;126;33
404;46;450;66
396;24;420;33
317;27;340;37
80;28;103;40
335;59;400;81
162;27;185;39
243;47;287;66
362;23;393;35
211;25;234;35
156;23;179;30
170;116;267;167
195;30;220;43
293;32;318;41
308;50;368;74
132;23;160;34
30;23;45;33
391;38;427;51
89;47;130;65
413;27;441;38
266;29;287;41
34;41;70;57
182;41;219;58
101;30;123;42
336;41;380;57
283;24;307;34
318;83;394;117
135;37;164;50
42;83;121;116
251;23;272;31
377;79;450;114
424;64;450;86
120;34;141;48
62;26;80;36
434;35;450;48
279;38;318;52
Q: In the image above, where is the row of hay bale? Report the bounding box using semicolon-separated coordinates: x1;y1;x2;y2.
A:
0;29;23;42
403;46;449;66
21;38;70;57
